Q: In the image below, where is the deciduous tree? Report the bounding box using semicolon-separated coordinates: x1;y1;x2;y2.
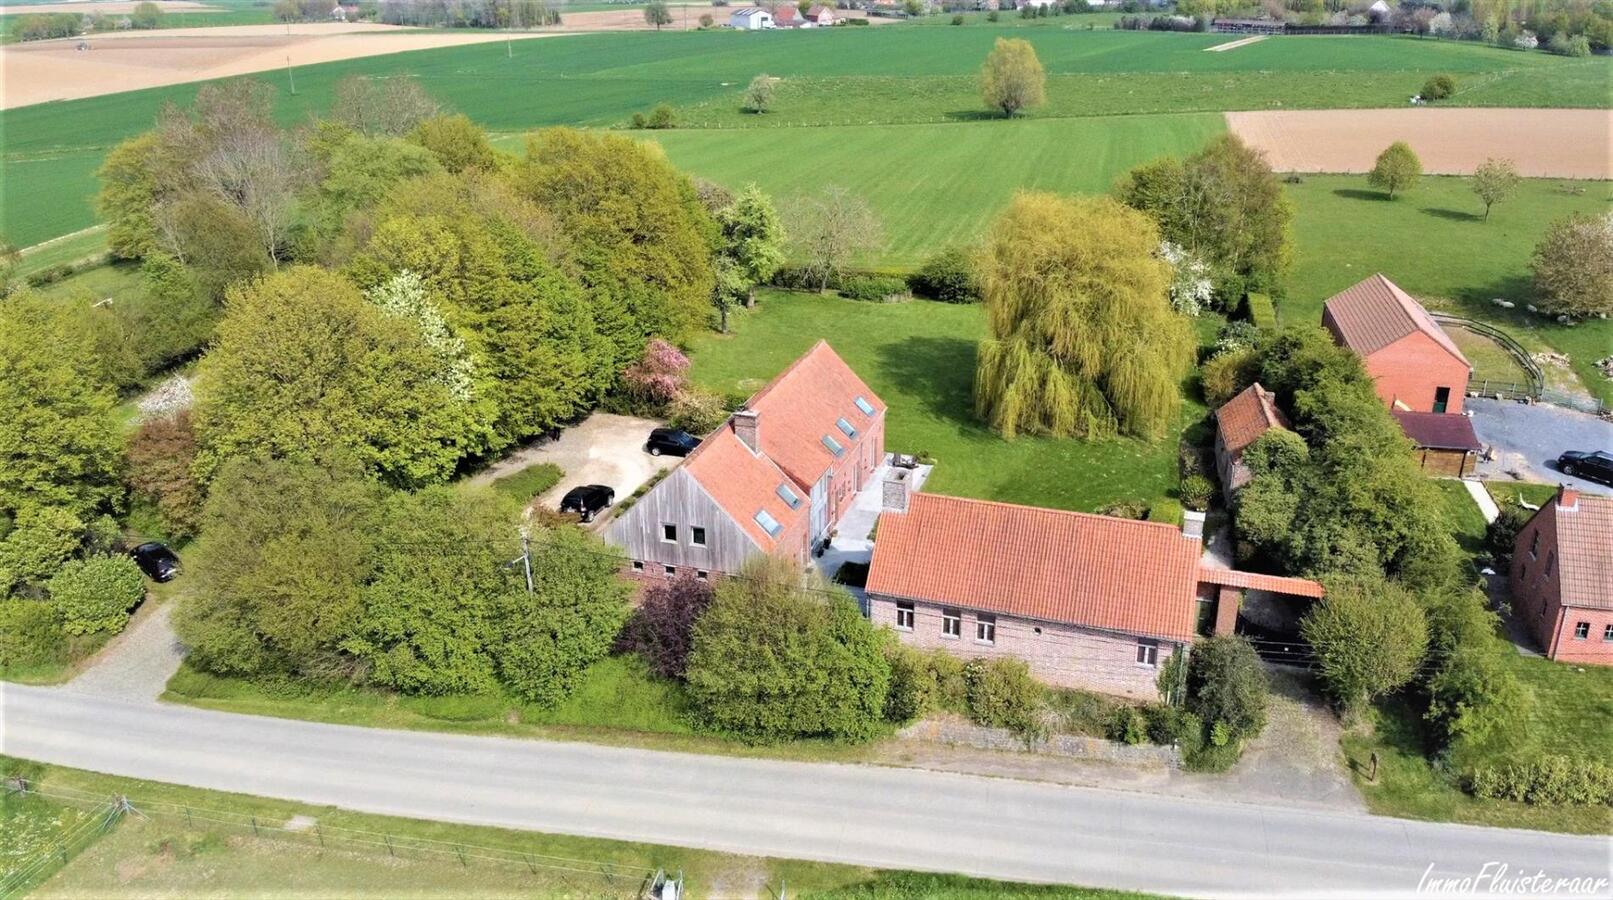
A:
331;75;440;137
1531;212;1612;319
643;0;672;29
973;193;1194;440
788;184;882;293
616;575;714;678
713;184;786;327
1185;636;1268;741
1303;574;1429;713
1470;157;1519;222
1368;141;1421;200
48;556;145;635
125;412;205;539
410;114;498;173
744;74;776;114
979;37;1045;117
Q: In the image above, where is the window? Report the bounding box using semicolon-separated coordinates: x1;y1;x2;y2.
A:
1604;624;1613;642
1136;639;1159;667
776;483;801;509
836;417;858;440
661;524;677;543
1529;530;1540;559
754;509;782;537
975;614;996;645
941;608;961;639
1574;621;1591;640
631;560;644;572
691;526;707;546
696;570;709;581
664;565;677;577
821;434;845;458
854;396;875;416
895;601;914;631
1544;551;1555;578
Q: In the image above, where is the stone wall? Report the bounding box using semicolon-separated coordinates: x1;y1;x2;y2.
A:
898;715;1182;768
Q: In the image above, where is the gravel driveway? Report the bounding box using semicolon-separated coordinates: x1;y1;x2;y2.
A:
469;413;672;518
1467;398;1613;496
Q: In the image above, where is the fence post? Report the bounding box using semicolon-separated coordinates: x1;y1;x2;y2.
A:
385;835;395;858
457;845;467;868
185;807;194;829
250;817;260;838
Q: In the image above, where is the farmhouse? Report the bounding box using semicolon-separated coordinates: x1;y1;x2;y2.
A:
608;341;885;579
866;484;1323;699
771;5;802;27
1323;273;1471;415
1510;487;1613;667
1213;382;1290;493
1392;410;1481;478
807;4;839;25
729;7;774;29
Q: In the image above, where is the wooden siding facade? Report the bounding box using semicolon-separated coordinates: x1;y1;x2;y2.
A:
607;468;766;577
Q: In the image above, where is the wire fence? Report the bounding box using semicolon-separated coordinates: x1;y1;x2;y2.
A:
1;780;679;900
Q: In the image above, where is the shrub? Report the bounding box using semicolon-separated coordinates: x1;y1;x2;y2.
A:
1185;636;1267;741
1303;574;1429;713
1467;756;1613;806
839;274;910;303
1483;504;1532;564
1244;291;1276;329
645;104;677;129
1531;212;1613;319
1147;498;1184;527
489;463;564;506
1108;705;1149;745
1178;473;1214;512
47;556;146;636
1201;348;1260;407
698;12;713;27
622;338;690;406
1420;74;1456;100
909;247;980;303
951;13;964;23
986;9;998;20
0;598;67;670
964;657;1045;741
668;388;728;436
1546;33;1590;57
616;575;714;679
1096;499;1149;520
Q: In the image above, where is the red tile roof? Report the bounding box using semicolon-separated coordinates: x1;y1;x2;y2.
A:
682;427;808;548
867;494;1204;642
747;340;885;490
1392;411;1482;451
1196;566;1325;599
1215;382;1290;456
1323;274;1469;367
772;4;798;22
1544;491;1613;611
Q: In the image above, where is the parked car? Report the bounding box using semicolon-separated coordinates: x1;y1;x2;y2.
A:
645;428;700;457
130;542;181;582
1556;449;1613;487
560;484;615;522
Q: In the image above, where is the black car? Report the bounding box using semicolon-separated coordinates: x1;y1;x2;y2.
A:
645;427;701;457
1557;450;1613;487
130;542;181;582
560;484;615;522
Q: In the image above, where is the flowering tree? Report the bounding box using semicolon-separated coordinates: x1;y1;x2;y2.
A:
365;271;475;402
623;338;690;406
1160;241;1213;316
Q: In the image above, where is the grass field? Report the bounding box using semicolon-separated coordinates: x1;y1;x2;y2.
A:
3;758;1149;899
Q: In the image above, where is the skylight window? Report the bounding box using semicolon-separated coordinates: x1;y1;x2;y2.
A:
836;417;858;440
821;434;845;457
854;396;875;416
754;509;783;537
776;483;801;509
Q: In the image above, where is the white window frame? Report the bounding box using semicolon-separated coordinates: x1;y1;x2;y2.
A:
941;608;961;639
661;523;678;543
975;614;996;645
1574;621;1590;640
895;601;914;631
1136;639;1159;667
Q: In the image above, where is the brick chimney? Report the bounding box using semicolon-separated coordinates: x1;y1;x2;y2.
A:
731;408;759;453
1559;484;1579;513
882;468;910;514
1182;510;1206;541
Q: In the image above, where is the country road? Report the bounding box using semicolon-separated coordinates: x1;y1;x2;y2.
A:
2;684;1609;898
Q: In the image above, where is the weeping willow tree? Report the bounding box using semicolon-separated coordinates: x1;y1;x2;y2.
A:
974;193;1195;440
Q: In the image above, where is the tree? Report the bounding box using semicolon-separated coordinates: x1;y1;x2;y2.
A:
301;129;442;252
125;412;205;539
1185;636;1268;741
963;658;1045;741
1470;157;1519;222
744;74;775;114
617;575;715;678
0;505;87;594
1530;212;1613;319
911;246;980;303
192;266;483;488
685;556;891;742
1368;141;1421;200
129;1;160;27
156;191;272;298
714;184;786;324
175;458;382;678
0;599;67;671
410;114;498;173
973;193;1194;440
331;75;440;137
0;239;18;297
98;133;167;259
643;0;672;29
1115;134;1292;302
1302;574;1429;713
788;185;883;293
979;37;1045;118
47;556;145;635
1420;73;1455;100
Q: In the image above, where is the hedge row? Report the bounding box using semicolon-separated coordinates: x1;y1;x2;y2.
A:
1467;756;1613;806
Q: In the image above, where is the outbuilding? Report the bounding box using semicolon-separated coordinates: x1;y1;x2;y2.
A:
729;7;774;29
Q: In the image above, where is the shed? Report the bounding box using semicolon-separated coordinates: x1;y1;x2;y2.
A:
729;7;774;29
1392;410;1481;478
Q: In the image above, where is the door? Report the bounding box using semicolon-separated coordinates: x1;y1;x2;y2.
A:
1432;386;1450;414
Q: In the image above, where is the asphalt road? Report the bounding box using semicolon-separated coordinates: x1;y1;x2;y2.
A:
3;684;1609;899
1469;398;1613;497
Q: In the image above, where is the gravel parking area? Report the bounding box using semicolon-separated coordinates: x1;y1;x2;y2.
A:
470;413;672;522
1467;398;1613;496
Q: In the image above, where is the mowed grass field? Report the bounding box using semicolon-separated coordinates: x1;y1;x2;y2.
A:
3;24;1606;247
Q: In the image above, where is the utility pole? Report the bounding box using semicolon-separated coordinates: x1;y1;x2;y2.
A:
519;528;534;594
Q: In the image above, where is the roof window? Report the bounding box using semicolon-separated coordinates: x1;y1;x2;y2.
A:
854;396;875;416
776;483;801;509
755;509;782;537
836;417;858;440
821;435;845;457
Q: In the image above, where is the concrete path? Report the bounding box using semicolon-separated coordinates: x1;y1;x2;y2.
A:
1469;398;1613;496
1463;479;1501;525
62;603;185;703
3;684;1609;898
815;458;930;582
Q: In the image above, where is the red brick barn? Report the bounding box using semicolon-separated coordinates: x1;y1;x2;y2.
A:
1322;274;1471;415
1510;487;1613;666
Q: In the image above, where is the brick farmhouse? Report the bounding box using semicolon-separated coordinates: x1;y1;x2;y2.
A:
1510;487;1613;666
608;341;885;579
866;485;1323;699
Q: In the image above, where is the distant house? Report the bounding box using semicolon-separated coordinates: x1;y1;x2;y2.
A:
1213;382;1290;493
1323;273;1471;415
729;7;774;29
608;341;885;579
1392;410;1481;478
1367;0;1391;21
806;4;839;24
330;3;347;20
866;486;1323;699
771;4;802;26
1510;487;1613;666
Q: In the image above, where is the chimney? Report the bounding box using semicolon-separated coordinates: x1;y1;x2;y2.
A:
881;468;910;514
731;408;759;453
1559;484;1579;513
1182;510;1206;541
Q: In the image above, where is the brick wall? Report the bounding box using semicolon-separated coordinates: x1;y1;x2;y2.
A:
870;594;1179;700
1364;333;1469;414
1549;609;1613;667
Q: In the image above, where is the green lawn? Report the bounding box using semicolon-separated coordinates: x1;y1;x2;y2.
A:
4;758;1152;899
688;290;1204;512
487;461;564;506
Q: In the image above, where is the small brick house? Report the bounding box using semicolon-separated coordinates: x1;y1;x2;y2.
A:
1322;273;1471;415
1212;382;1290;493
865;483;1323;699
608;341;885;579
1510;487;1613;666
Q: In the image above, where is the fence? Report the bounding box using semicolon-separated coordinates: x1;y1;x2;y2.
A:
1;781;677;900
1430;313;1546;399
